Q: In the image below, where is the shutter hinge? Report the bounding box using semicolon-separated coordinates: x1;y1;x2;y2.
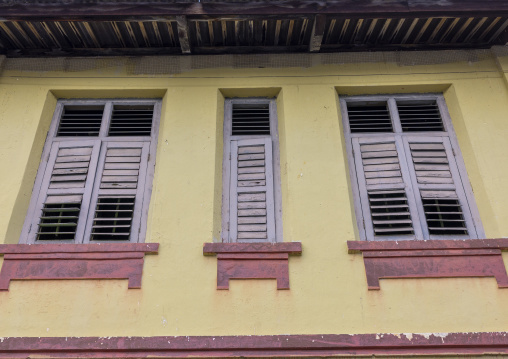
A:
229;153;231;161
362;219;365;229
28;224;32;233
148;153;151;162
227;221;230;231
452;148;456;156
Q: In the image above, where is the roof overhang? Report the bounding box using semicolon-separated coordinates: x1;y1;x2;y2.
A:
0;0;507;57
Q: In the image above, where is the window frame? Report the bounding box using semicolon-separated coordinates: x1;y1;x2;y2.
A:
19;98;162;244
340;93;485;241
221;98;283;243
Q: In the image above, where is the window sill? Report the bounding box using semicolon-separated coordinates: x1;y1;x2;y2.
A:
348;239;508;290
203;242;302;290
0;243;158;290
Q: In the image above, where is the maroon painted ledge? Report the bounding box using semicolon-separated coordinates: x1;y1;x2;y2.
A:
203;242;302;290
2;332;508;357
348;239;508;290
0;243;158;290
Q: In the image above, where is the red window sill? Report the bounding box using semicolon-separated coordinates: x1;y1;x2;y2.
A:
0;243;158;290
203;242;302;290
348;239;508;290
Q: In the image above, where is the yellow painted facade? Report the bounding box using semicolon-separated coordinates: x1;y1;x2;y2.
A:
1;48;508;338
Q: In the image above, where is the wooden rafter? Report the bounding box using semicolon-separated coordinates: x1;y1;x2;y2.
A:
176;15;191;54
308;14;325;52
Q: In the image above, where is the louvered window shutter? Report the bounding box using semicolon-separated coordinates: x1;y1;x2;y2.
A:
229;137;276;243
83;142;150;243
351;137;423;240
27;140;101;243
223;99;281;243
403;137;479;238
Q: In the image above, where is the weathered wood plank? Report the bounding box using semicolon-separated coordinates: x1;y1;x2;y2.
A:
176;15;191;54
420;190;458;199
238;193;266;202
239;180;266;187
238;216;267;224
238;173;265;180
238;146;264;154
238;209;267;216
309;14;326;52
238;224;267;232
238;202;266;209
238;160;265;168
59;147;93;156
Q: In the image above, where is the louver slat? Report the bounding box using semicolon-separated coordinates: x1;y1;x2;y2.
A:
347;102;393;133
230;137;275;242
408;140;469;236
397;101;444;132
232;104;270;135
108;105;154;136
57;105;104;137
353;137;419;239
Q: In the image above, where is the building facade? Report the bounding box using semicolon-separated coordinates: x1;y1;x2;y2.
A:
1;1;508;357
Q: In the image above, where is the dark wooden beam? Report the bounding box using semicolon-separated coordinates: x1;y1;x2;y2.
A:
4;45;308;57
5;47;182;57
176;15;191;54
308;14;325;52
1;1;508;20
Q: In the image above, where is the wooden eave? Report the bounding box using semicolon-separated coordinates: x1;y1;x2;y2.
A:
0;0;506;57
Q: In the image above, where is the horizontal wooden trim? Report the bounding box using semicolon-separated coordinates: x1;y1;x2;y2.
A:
1;332;508;357
0;243;158;290
348;239;508;290
0;243;159;255
348;238;508;253
1;0;508;20
203;242;302;255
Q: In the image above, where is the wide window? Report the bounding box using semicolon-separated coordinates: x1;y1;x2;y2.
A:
20;99;161;244
340;94;484;241
221;98;283;243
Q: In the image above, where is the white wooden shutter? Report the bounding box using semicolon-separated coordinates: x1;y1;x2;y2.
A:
27;140;101;243
352;136;424;240
229;137;276;243
83;141;150;243
403;136;478;239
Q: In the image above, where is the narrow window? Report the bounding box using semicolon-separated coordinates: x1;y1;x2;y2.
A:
222;99;283;243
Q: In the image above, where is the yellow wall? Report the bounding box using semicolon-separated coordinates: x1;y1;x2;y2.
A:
1;49;508;337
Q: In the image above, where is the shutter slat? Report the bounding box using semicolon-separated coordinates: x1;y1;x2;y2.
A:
238;173;266;180
238;202;266;209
